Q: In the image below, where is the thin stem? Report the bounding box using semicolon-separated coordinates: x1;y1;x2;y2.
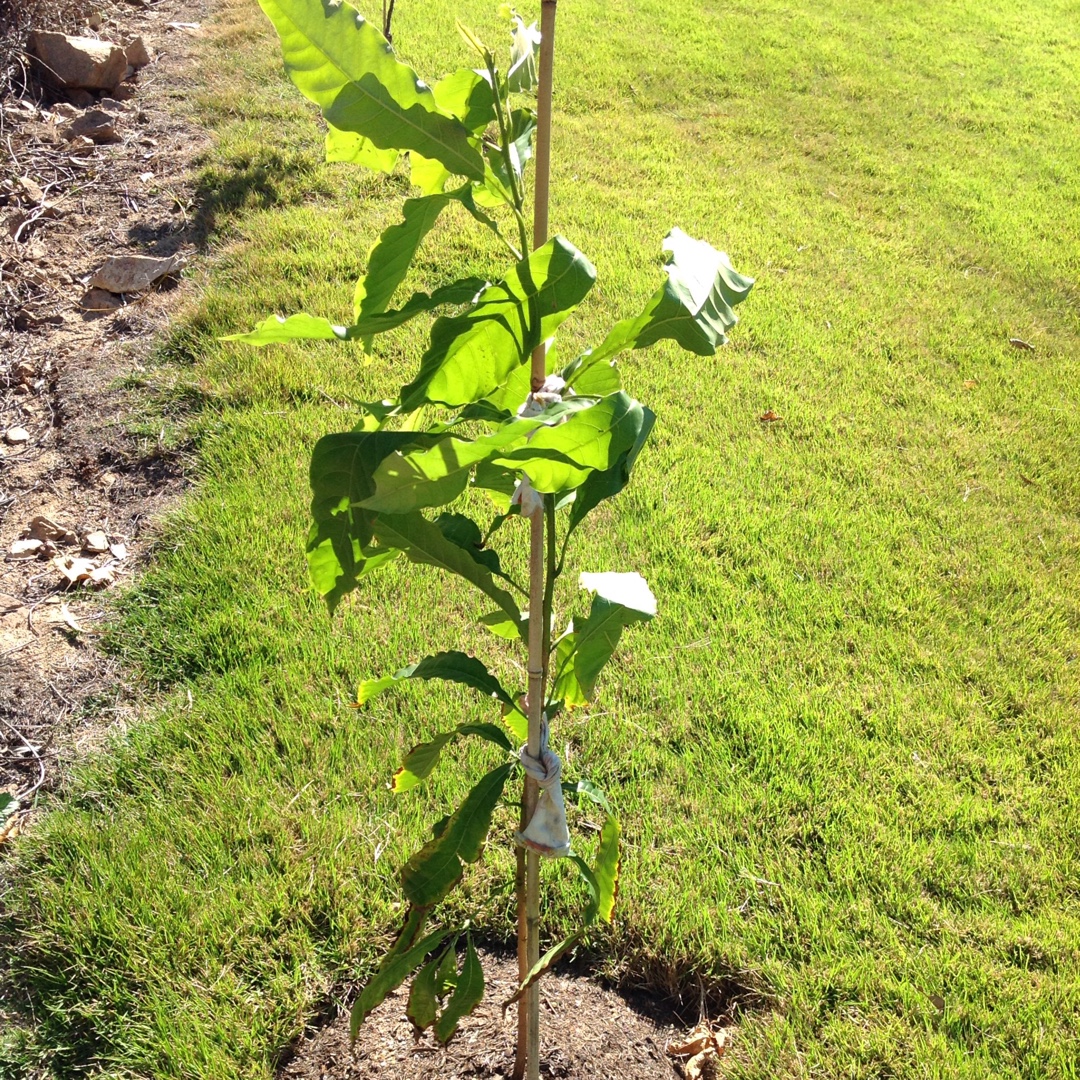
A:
486;56;531;256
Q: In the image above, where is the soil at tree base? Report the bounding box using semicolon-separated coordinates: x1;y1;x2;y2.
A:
280;949;699;1080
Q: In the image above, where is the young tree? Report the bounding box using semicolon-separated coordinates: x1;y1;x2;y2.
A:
235;2;752;1075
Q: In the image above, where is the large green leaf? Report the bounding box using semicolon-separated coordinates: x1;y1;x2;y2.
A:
325;124;398;171
434;67;496;134
373;512;522;625
392;723;513;793
228;277;486;347
351;908;451;1036
566;406;655;536
256;0;484;181
363;399;595;513
551;572;656;706
401;763;513;906
564;229;754;388
492;392;644;493
433;513;503;577
353;193;456;329
358;650;518;709
434;936;485;1043
399;237;596;409
307;431;439;609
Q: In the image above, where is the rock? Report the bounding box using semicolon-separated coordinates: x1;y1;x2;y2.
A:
8;538;44;560
60;108;120;144
4;427;30;445
26;31;127;91
109;82;136;101
87;13;104;30
91;253;181;293
16;177;45;205
124;37;151;69
80;287;124;312
97;97;136;117
65;87;96;108
83;530;110;553
52;102;80;119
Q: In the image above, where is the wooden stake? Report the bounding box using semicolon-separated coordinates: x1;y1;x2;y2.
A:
515;5;558;1080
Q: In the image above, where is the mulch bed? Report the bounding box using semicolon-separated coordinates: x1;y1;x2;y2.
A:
281;949;702;1080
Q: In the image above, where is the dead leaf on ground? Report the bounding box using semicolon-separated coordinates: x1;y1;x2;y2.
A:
1008;337;1035;352
59;603;84;633
87;563;116;586
53;556;115;588
667;1023;730;1080
759;409;782;423
28;516;79;544
109;541;128;560
962;379;979;390
0;813;23;843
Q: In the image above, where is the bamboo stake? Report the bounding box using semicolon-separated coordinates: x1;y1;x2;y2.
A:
515;5;558;1080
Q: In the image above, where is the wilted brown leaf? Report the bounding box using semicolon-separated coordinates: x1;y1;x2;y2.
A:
759;409;782;423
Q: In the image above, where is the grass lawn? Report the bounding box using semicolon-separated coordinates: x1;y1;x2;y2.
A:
3;0;1080;1076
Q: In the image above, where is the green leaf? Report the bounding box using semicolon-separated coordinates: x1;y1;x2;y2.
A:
502;851;608;1011
392;722;513;793
569;779;613;816
399;237;596;409
479;609;526;641
507;14;541;93
226;277;487;348
570;854;601;922
595;814;621;922
358;650;517;710
227;311;349;347
363;398;595;513
564;229;754;387
486;107;535;186
502;931;581;1010
566;407;655;536
434;67;496;135
325;125;399;171
434;513;507;580
352;908;451;1036
434;936;485;1043
256;0;485;181
552;573;656;706
0;793;18;819
307;431;440;609
353;193;455;330
493;392;644;493
436;942;459;994
401;763;513;906
373;512;522;625
407;953;442;1032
